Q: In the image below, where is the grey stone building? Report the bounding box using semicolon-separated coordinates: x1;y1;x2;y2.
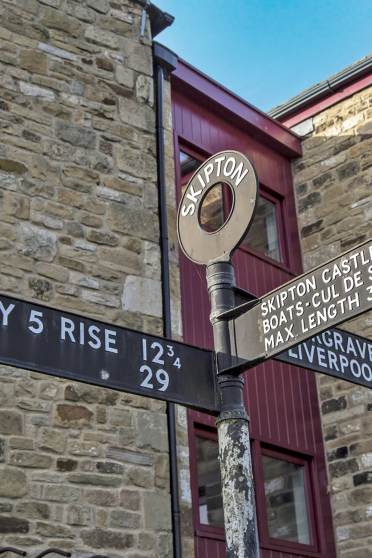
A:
0;1;178;556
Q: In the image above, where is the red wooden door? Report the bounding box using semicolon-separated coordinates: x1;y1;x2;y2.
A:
172;86;336;558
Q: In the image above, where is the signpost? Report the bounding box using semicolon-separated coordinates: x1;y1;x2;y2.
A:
1;145;371;557
177;150;372;558
178;151;260;558
0;294;217;413
229;239;372;366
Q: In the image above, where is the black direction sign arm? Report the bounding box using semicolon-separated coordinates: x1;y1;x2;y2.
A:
0;293;219;413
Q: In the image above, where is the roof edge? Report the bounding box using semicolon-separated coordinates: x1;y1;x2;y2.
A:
133;0;174;37
172;57;302;158
269;55;372;121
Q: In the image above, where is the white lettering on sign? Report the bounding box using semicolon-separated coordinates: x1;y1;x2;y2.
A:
257;242;372;356
0;301;15;326
181;154;249;217
60;316;118;354
287;329;372;385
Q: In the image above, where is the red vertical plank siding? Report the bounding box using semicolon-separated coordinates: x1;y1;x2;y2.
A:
172;86;336;557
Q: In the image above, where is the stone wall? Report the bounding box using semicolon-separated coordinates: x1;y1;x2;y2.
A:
291;86;372;558
0;0;173;555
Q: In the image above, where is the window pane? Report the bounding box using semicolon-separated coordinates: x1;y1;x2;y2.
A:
196;436;224;527
263;455;310;544
180;151;200;178
243;196;282;262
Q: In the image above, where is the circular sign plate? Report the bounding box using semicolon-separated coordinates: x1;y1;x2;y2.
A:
177;150;258;265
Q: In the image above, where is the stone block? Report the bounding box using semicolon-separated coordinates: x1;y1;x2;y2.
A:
143;492;171;530
0;516;29;533
19;81;55;101
136;411;168;452
67;473;122;487
96;461;124;475
56;403;93;427
9;451;53;469
36;521;73;538
2;191;30;220
110;509;142;529
35;262;69;283
353;471;372;486
9;437;34;450
64;383;119;405
87;0;109;13
69;440;101;457
322;396;347;415
84;488;119;507
337;161;360;181
56;458;78;472
19;223;57;262
127;466;153;488
155;454;170;489
0;467;28;498
81;289;119;308
15;501;50;519
81;527;135;549
38;41;77;61
85;26;119;48
55;120;96;148
0;410;23;435
40;6;81;37
119;97;155;132
39;428;67;454
67;504;93;526
86;229;119;246
43;484;80;503
122;276;162;318
19;49;48;74
28;277;53;301
0;382;15;406
115;65;134;88
119;489;140;510
136;74;154;106
106;446;153;466
108;408;133;427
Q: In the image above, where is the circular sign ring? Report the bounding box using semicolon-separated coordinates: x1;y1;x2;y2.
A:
177;150;258;265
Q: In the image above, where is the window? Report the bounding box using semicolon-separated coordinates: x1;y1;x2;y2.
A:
242;194;283;263
195;435;224;528
180;150;200;178
254;445;318;553
263;455;310;544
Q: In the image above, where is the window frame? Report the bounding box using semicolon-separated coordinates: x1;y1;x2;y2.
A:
239;184;289;270
188;421;226;541
252;441;321;556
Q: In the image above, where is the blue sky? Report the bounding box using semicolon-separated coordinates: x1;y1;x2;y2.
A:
156;0;372;111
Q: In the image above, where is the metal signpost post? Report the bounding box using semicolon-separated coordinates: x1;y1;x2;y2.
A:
178;151;260;558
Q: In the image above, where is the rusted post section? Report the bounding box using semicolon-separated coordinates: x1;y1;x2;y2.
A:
207;261;259;558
